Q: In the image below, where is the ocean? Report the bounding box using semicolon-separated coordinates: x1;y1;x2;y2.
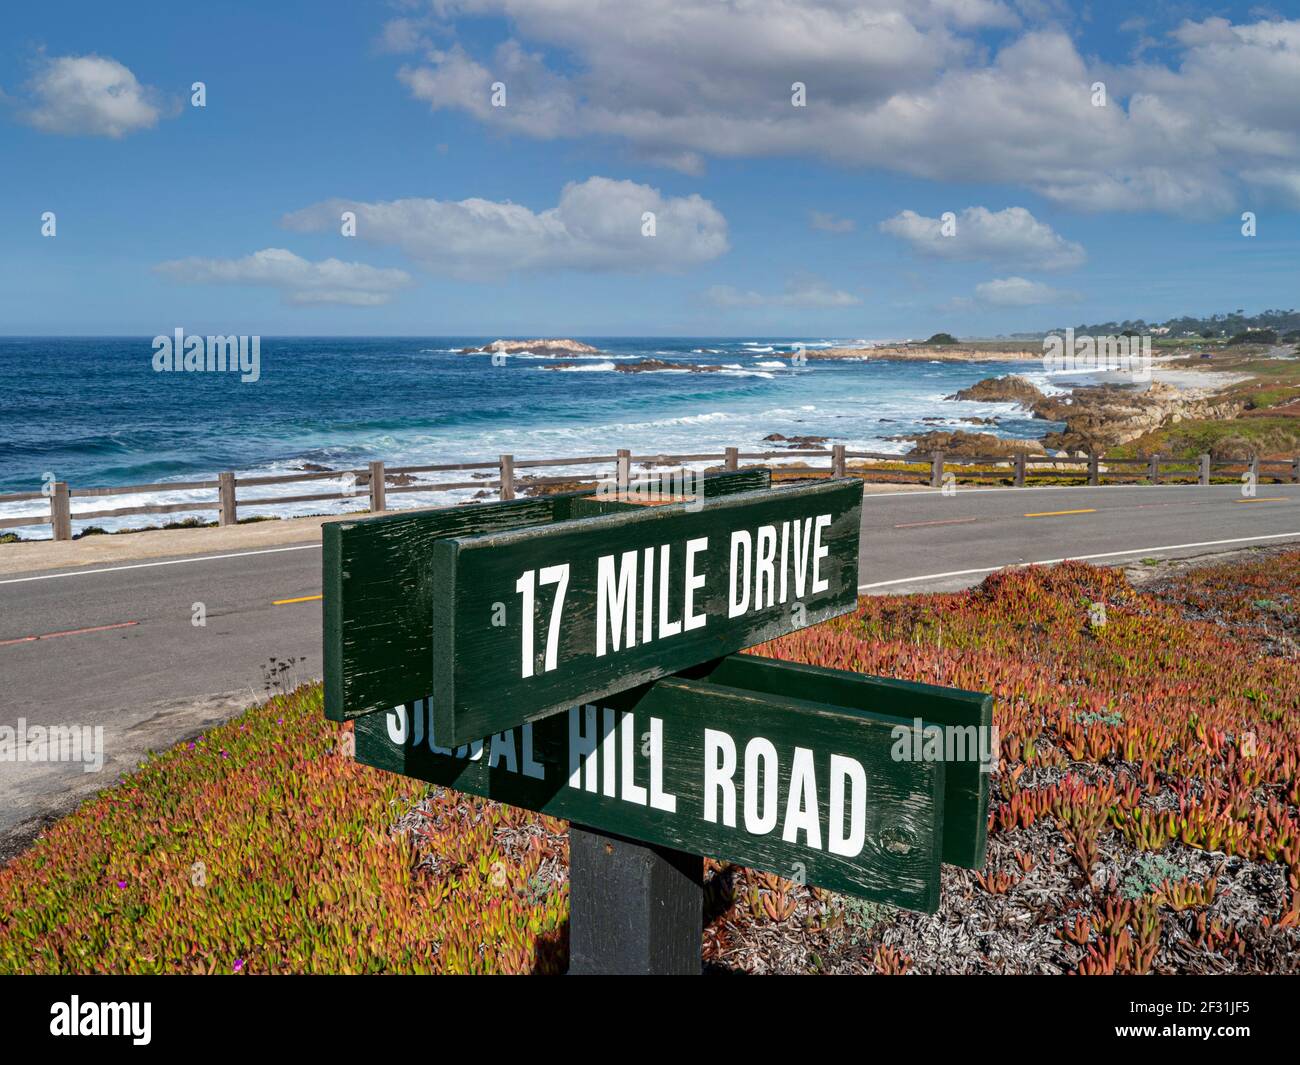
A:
0;336;1057;536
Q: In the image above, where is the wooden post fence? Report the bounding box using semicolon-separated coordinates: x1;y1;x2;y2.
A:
218;471;237;526
929;451;944;489
498;454;515;501
368;460;387;512
616;448;631;492
50;482;72;541
11;442;1298;542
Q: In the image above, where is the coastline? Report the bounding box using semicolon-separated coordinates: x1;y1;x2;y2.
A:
3;336;1295;543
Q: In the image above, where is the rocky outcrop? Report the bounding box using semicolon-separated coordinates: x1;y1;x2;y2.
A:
462;339;602;356
946;375;1049;408
764;433;833;447
943;374;1247;451
1039;383;1245;452
901;431;1046;458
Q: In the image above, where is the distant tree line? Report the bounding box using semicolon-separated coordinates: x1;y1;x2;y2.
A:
1056;308;1300;340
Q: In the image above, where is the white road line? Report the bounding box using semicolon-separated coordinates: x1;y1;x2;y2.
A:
859;484;1300;500
0;543;322;586
857;531;1300;590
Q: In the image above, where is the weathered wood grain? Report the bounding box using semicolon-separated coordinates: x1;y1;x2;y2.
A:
323;468;772;721
681;655;991;868
354;669;945;910
431;479;863;743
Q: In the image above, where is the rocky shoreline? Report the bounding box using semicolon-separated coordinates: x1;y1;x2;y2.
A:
941;373;1246;454
807;343;1042;363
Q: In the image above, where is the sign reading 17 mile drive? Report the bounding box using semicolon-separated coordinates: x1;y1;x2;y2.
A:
431;479;863;744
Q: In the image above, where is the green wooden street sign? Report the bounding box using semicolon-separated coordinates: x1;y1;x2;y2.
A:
323;467;770;721
679;655;992;869
354;655;974;911
429;479;863;744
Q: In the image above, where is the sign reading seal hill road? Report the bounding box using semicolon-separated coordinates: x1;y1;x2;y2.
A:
430;479;863;744
354;661;991;912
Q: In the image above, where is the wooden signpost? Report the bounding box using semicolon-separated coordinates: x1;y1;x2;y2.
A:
323;468;771;721
323;472;993;973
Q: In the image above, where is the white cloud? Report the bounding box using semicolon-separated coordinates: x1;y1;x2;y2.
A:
17;54;165;138
973;276;1079;306
880;206;1085;269
282;176;728;280
810;210;856;234
154;248;413;307
706;275;861;309
375;18;430;54
391;5;1300;215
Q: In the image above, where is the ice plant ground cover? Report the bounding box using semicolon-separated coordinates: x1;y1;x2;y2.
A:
0;551;1296;974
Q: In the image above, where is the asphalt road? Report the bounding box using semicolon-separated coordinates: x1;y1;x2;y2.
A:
2;482;1298;847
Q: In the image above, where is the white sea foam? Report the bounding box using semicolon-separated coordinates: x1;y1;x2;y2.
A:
546;361;618;372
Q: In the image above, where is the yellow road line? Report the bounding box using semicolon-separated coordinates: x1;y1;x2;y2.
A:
1024;508;1097;518
273;594;323;606
1235;497;1287;503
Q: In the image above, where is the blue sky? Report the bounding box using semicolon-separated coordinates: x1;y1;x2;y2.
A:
1;0;1297;337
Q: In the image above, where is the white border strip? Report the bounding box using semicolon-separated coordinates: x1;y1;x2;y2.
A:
857;531;1300;590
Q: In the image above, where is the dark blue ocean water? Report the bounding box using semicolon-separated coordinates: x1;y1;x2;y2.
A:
0;336;1052;533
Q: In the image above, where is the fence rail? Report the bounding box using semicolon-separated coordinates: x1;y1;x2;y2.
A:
2;447;1297;541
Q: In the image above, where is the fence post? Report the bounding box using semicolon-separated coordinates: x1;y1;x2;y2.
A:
50;481;72;541
1249;454;1259;485
218;471;237;526
1088;451;1100;486
616;448;631;493
1148;453;1160;485
1292;455;1300;484
929;451;944;489
1199;453;1211;486
368;460;387;512
1013;451;1026;488
724;446;738;471
497;454;515;502
831;443;846;478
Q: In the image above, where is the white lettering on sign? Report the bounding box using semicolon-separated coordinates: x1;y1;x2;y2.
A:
702;730;869;858
516;564;570;678
386;701;544;779
517;511;835;676
596;551;638;657
382;702;869;860
728;514;831;617
596;537;711;658
566;707;678;812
